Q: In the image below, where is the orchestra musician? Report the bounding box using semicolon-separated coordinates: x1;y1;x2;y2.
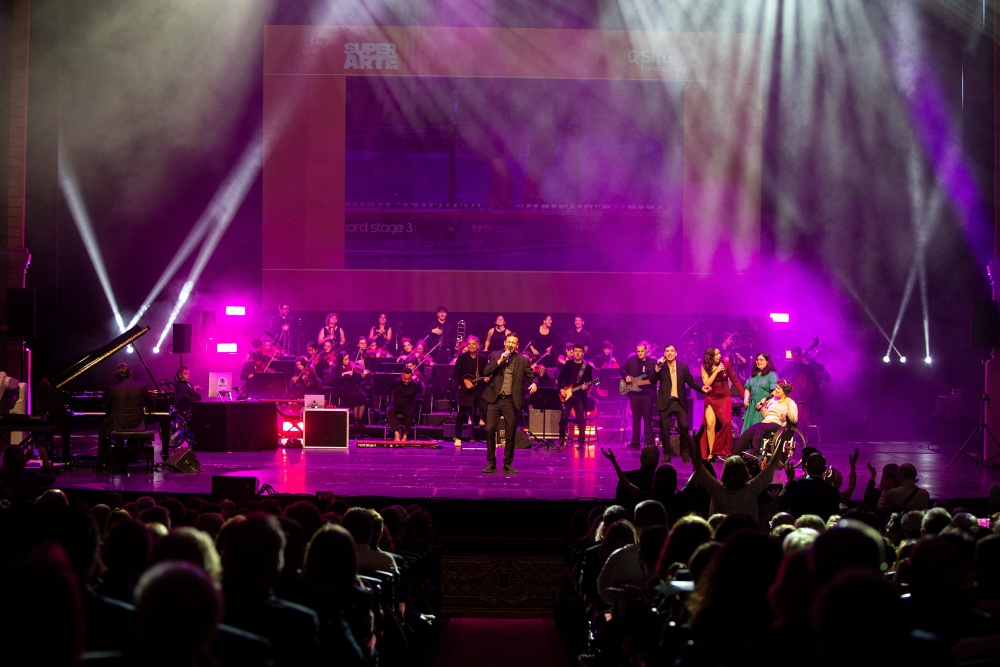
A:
699;346;746;461
483;315;512;352
557;344;595;451
289;356;323;399
368;312;393;350
531;363;557;390
305;341;329;375
240;351;274;382
97;363;153;471
591;341;619;369
422;306;454;364
268;302;296;355
329;351;369;425
317;312;347;349
528;314;557;366
620;341;657;449
412;342;435;368
562;314;593;357
453;335;489;446
396;338;416;363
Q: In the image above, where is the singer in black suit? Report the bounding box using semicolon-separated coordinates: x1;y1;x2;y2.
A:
98;363;153;470
653;344;707;462
481;333;537;474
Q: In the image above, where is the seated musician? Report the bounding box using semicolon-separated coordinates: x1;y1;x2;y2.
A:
396;338;416;363
289;356;323;400
732;379;798;456
412;342;435;367
387;368;422;442
172;366;202;418
305;341;328;375
240;351;272;382
329;351;369;425
591;341;620;369
97;363;153;471
531;363;557;390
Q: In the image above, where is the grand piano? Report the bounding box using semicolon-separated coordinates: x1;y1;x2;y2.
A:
34;325;174;461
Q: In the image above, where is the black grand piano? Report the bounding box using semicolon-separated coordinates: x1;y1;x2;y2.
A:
30;325;175;461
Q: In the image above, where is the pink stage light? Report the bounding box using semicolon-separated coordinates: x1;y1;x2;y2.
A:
225;305;246;316
216;343;238;353
769;313;790;323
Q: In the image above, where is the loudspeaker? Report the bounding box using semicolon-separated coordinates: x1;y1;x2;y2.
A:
303;408;349;448
423;412;451;426
7;288;36;338
165;448;201;473
971;300;1000;351
212;475;259;502
528;408;560;437
497;427;532;449
173;323;193;355
443;424;472;439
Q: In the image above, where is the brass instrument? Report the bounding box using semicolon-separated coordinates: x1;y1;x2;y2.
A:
456;319;466;346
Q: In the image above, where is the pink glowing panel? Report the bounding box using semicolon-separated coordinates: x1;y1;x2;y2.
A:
216;343;238;353
769;313;790;323
225;306;246;316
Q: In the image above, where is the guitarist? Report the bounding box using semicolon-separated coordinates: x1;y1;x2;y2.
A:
558;344;595;451
620;341;658;449
654;344;708;463
453;335;489;447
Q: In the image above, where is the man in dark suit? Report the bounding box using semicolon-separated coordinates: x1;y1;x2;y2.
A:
482;333;537;474
98;363;153;470
653;344;707;463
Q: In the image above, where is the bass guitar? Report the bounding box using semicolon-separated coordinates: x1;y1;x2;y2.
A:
559;378;600;403
618;374;653;396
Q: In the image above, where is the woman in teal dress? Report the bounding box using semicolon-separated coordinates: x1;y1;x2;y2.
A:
740;353;778;435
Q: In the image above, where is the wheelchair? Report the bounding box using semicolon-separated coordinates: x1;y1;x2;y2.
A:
757;423;807;468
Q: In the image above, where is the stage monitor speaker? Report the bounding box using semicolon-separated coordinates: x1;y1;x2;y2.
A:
498;427;532;449
212;475;259;502
173;323;193;354
7;288;36;338
165;448;201;473
971;300;1000;351
303;408;349;448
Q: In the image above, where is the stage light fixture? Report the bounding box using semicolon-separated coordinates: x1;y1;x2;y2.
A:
883;355;891;363
217;343;238;353
225;306;246;316
769;313;790;323
924;356;932;364
899;356;907;363
153;346;161;353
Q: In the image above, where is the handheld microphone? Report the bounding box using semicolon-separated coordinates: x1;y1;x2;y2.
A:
657;357;667;365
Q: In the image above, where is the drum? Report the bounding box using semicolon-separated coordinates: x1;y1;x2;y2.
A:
758;424;807;468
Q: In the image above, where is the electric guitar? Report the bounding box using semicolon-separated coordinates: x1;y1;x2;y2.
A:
559;378;600;403
460;373;490;391
618;374;653;396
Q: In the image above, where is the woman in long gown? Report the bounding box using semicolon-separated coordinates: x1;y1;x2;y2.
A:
740;353;778;435
699;346;745;460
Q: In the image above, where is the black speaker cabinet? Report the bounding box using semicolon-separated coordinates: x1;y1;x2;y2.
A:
528;408;560;437
7;287;36;338
165;448;201;473
971;300;1000;351
303;408;349;448
443;424;473;439
497;427;532;449
173;322;193;354
211;476;259;503
189;402;277;452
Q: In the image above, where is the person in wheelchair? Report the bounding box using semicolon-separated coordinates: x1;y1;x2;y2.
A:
172;366;202;419
732;379;797;456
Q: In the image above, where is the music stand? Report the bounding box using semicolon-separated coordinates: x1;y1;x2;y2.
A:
526;388;561;449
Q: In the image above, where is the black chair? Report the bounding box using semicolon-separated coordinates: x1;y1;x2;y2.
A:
108;430;155;471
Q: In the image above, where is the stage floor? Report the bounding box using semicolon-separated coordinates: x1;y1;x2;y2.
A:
35;432;1000;506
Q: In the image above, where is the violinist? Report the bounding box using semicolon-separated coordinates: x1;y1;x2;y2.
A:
329;351;369;425
368;313;393;350
289;356;322;399
531;362;557;390
317;312;347;349
240;351;274;382
396;338;416;363
260;335;281;362
412;341;436;368
354;335;369;362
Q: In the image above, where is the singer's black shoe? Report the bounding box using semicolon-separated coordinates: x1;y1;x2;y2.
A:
482;463;497;474
503;464;518;474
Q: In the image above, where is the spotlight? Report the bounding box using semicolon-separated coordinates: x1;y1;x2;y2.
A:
153;347;161;354
924;356;932;364
899;356;907;363
769;313;790;323
883;355;891;363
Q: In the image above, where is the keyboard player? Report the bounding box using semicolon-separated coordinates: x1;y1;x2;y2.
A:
97;363;153;471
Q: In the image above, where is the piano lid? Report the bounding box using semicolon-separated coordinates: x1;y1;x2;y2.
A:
49;325;150;389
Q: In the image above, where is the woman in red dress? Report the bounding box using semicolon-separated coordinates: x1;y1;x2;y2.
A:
699;346;745;461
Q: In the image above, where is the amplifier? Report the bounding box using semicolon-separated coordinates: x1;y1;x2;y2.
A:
528;408;560;437
303;408;349;448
